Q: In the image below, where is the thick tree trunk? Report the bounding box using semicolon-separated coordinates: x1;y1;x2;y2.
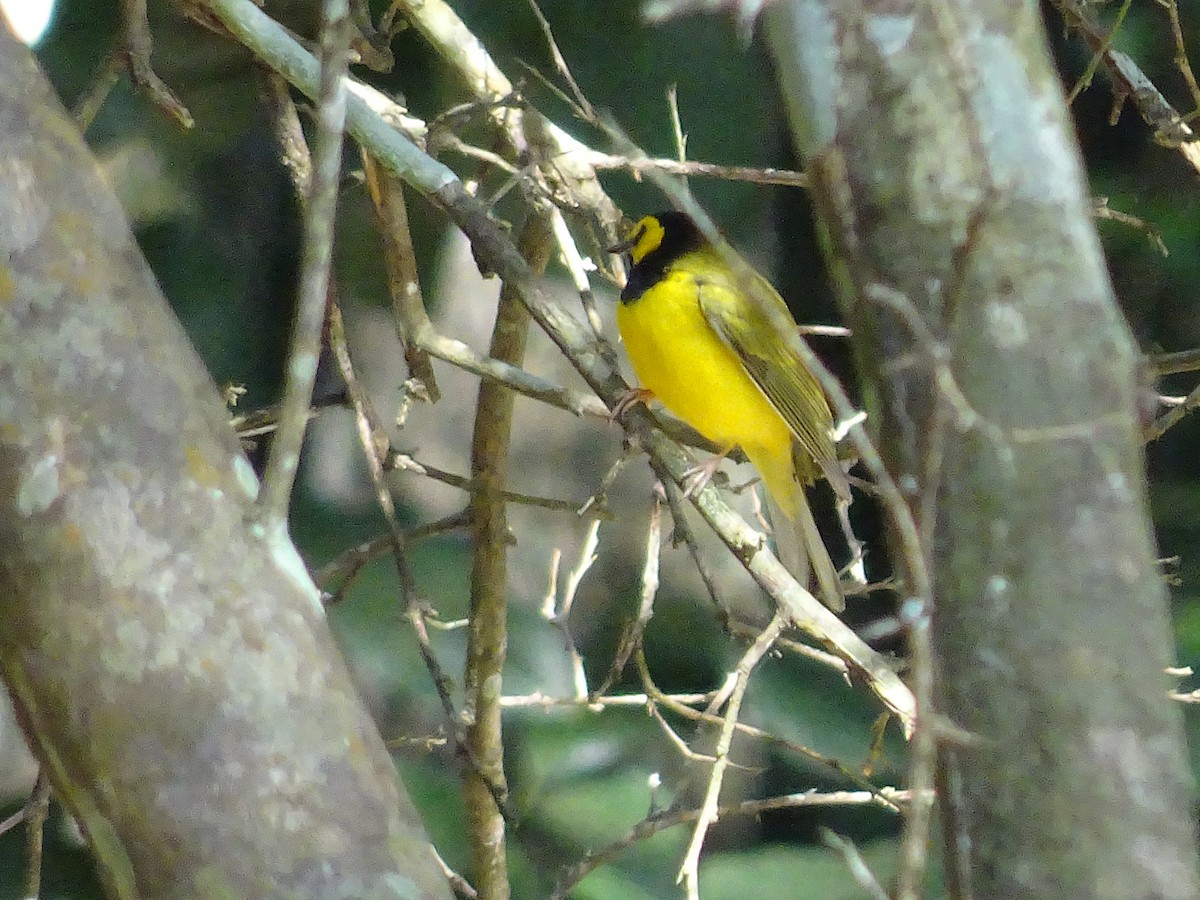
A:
0;25;451;900
765;1;1200;897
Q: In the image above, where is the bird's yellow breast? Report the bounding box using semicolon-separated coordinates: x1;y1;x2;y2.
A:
616;267;794;462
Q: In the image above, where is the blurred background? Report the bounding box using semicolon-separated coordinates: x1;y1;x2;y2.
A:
1;0;1198;896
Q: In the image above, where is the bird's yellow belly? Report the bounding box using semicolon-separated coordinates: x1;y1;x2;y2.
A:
616;277;792;458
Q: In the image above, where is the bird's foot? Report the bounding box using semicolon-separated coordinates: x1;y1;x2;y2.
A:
681;447;734;498
610;387;655;422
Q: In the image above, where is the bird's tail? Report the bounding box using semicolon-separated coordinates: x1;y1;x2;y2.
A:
768;491;844;613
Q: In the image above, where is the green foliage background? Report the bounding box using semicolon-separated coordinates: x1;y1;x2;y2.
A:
2;0;1198;897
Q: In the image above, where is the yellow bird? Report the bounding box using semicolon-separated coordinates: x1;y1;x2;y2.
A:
610;211;847;611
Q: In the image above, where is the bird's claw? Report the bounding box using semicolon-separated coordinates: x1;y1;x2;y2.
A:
681;447;734;498
610;387;655;422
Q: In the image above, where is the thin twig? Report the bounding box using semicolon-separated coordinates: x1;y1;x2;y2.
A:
820;829;891;900
0;806;24;838
71;50;124;131
327;299;467;737
644;691;718;764
668;84;687;173
1150;347;1200;376
119;0;194;126
418;330;608;419
230;389;348;441
1146;379;1200;441
558;518;602;624
315;511;472;599
440;134;528;179
589;486;663;699
1093;196;1168;256
1065;0;1133;104
386;451;600;514
433;845;480;899
549;205;606;343
257;0;352;524
23;769;51;900
678;611;786;898
260;69;313;193
551;786;913;898
726;618;848;675
636;652;893;803
543;519;603;702
523;0;595;119
584;152;807;187
1161;0;1200;117
651;462;725;611
499;690;713;708
361;151;442;401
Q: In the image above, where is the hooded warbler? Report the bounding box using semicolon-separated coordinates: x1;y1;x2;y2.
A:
611;211;847;612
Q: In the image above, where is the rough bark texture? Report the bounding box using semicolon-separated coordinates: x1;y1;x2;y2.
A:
0;26;451;900
765;1;1200;898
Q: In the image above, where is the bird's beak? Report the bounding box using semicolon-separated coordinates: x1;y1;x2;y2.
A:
607;234;634;256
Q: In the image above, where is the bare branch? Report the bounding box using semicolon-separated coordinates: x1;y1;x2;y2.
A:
1051;0;1200;174
199;0;914;739
315;511;471;600
552;785;912;898
1146;380;1200;442
1160;0;1200;118
589;488;663;700
463;208;556;898
523;0;596;120
362;152;441;402
23;770;51;899
1150;348;1200;376
678;612;785;898
119;0;194;127
820;830;890;900
257;0;352;524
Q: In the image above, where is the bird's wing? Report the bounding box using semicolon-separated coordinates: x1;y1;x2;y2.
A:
695;267;843;489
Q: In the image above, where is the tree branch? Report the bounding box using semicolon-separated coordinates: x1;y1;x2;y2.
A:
767;0;1200;896
194;0;916;732
257;0;351;523
0;26;452;899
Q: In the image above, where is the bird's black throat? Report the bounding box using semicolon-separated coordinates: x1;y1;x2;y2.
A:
620;211;705;304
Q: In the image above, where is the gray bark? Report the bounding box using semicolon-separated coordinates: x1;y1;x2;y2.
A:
0;25;451;900
765;1;1200;898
